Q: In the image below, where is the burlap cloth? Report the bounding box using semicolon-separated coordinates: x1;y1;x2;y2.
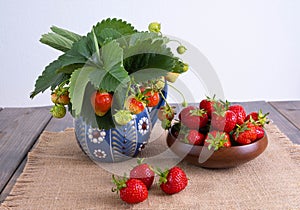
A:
1;124;300;210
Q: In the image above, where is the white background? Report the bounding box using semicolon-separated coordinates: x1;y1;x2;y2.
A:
0;0;299;107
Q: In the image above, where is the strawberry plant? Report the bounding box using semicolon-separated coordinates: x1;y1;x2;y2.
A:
30;18;188;129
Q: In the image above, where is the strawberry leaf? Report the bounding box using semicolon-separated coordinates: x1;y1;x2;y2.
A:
40;26;81;52
123;34;175;75
89;40;129;92
93;18;137;44
69;67;96;117
31;33;98;98
40;33;74;52
50;26;82;43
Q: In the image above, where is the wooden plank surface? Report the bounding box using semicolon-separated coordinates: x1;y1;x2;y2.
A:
0;109;73;203
0;107;52;195
269;101;300;130
45;111;74;132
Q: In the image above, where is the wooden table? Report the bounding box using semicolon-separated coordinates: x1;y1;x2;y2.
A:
1;101;300;203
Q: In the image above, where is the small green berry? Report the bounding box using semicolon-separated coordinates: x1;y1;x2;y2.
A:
113;110;133;125
177;45;187;54
148;22;161;33
50;104;66;118
182;63;189;72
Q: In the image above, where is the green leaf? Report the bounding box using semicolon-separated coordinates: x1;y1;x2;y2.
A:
30;59;69;98
40;26;81;52
124;37;172;59
131;68;168;83
96;28;125;46
40;33;74;52
93;18;137;38
127;32;169;47
123;35;175;74
93;18;137;47
89;40;129;92
31;34;98;98
56;63;84;74
50;26;82;42
69;66;96;116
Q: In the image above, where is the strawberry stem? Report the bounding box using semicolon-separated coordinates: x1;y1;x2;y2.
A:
167;82;187;107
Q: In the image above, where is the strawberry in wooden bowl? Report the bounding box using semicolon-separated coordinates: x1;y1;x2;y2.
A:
166;98;269;169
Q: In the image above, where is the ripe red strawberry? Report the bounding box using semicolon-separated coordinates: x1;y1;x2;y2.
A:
186;130;205;145
204;131;231;150
179;106;208;129
143;89;160;107
199;96;217;118
157;166;188;195
245;109;270;127
254;126;265;140
90;91;113;116
112;175;148;204
211;103;237;133
229;104;246;125
130;159;154;189
233;122;257;145
125;95;145;115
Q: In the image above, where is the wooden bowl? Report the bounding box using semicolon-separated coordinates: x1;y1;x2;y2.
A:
166;131;268;169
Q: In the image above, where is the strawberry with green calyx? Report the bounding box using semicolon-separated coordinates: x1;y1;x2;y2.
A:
179;106;208;130
141;88;160;107
247;116;266;140
229;104;246;125
199;95;218;118
51;87;70;105
90;90;113;117
124;95;145;115
129;158;154;189
185;129;205;145
245;109;270;127
204;131;231;151
148;22;161;33
155;166;188;195
232;122;257;145
112;175;148;204
113;110;133;126
50;104;66;118
211;102;237;133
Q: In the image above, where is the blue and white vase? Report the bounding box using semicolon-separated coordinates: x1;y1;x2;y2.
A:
74;86;167;163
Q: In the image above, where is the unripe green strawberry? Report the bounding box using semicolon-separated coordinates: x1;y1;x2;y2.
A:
50;104;66;118
148;22;161;33
113;110;133;125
